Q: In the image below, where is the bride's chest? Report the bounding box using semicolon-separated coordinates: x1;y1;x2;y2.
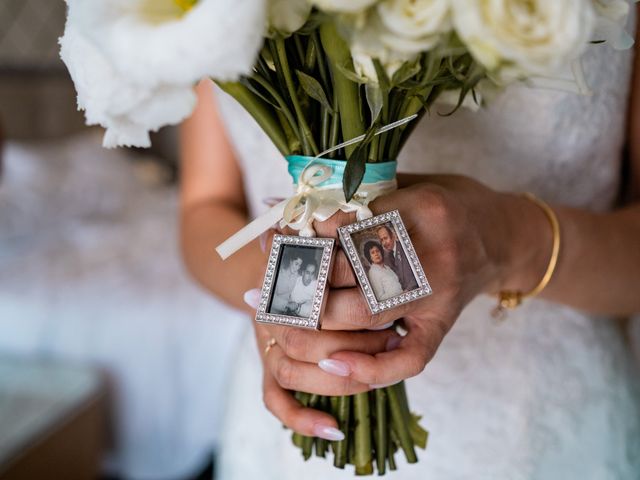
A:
399;45;635;211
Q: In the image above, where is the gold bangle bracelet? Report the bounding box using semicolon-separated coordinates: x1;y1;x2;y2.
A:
493;192;561;318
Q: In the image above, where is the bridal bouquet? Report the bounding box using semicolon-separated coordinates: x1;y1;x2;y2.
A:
60;0;635;475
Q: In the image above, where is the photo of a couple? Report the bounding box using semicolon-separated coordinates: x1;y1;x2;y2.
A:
268;245;323;318
355;223;419;302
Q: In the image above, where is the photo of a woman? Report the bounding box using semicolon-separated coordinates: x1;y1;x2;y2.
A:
363;240;403;302
269;252;302;314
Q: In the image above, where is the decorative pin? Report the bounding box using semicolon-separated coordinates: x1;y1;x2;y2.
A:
256;235;335;330
338;210;432;314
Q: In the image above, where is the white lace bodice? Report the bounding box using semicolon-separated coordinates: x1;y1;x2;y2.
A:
215;31;640;480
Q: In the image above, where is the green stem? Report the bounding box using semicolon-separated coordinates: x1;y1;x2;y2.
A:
292;432;304;448
312;31;330;92
387;384;417;463
316;437;328;458
333;396;351;469
304;37;317;72
321;107;330;151
250;74;301;140
354;392;373;475
368;135;379;163
388;445;397;471
294;35;306;67
216;81;289;156
276;110;302;154
375;389;388;475
319;22;364;159
275;37;318;156
328;91;340;158
387;95;423;159
302;435;314;460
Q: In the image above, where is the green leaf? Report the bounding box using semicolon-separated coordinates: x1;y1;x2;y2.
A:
438;61;485;116
391;59;422;87
295;70;333;113
372;59;391;93
296;12;325;35
343;125;378;201
335;60;367;84
240;77;282;111
365;83;383;124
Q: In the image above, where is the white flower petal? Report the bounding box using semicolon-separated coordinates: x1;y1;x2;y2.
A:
452;0;596;77
268;0;312;34
60;0;266;148
310;0;378;12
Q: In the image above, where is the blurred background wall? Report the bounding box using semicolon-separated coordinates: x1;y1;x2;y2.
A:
0;2;246;479
0;0;84;140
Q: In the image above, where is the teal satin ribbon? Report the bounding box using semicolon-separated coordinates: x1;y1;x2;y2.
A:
286;155;397;187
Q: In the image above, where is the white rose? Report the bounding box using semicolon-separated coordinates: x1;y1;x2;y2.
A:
268;0;312;35
59;0;266;148
310;0;378;12
451;0;596;76
592;0;635;50
377;0;451;54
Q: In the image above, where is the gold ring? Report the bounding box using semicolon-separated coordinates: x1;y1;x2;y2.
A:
264;338;277;356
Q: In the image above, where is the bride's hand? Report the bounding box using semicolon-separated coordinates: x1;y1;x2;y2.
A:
245;174;549;437
314;174;550;387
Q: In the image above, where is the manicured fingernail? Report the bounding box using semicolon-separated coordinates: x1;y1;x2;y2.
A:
243;289;261;309
262;197;285;207
369;321;394;331
259;231;268;253
313;424;345;441
318;359;351;377
370;381;398;389
385;335;402;351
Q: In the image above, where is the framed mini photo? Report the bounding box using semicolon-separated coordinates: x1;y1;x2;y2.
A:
256;235;335;330
338;210;432;314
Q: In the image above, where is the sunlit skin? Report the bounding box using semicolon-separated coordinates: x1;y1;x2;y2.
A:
376;226;395;252
369;245;384;266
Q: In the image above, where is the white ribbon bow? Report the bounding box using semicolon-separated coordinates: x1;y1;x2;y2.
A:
216;161;396;260
215;114;417;260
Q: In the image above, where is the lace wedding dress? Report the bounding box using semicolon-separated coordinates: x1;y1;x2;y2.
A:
213;33;640;479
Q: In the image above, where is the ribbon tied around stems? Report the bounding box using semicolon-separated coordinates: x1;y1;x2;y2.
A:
215;114;415;260
215;159;397;260
282;161;397;237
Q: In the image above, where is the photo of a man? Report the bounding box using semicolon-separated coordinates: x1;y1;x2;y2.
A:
376;224;418;292
286;261;318;317
267;245;323;318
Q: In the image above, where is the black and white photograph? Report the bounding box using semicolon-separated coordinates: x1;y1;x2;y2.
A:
256;235;334;329
268;244;323;317
338;211;432;313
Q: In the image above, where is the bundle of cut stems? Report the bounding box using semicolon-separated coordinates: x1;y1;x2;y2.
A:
292;381;428;476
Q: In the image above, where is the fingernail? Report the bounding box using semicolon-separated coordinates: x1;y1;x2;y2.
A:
259;231;268;253
369;321;394;331
313;424;345;441
262;197;285;207
243;289;261;309
385;335;402;351
370;381;398;389
318;359;351;377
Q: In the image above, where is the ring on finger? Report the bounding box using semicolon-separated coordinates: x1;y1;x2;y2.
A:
264;337;277;356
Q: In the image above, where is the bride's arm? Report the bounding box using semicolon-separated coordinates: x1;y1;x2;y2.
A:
179;79;264;309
